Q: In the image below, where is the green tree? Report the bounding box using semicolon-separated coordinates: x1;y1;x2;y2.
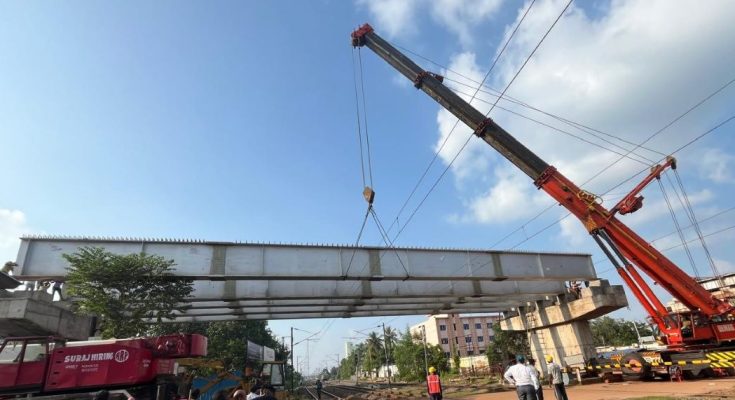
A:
150;320;286;372
590;316;653;347
363;332;383;377
383;326;398;364
451;343;461;374
486;322;529;368
392;329;448;382
64;247;193;338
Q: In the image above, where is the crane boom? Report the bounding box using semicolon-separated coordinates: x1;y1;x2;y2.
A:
352;23;735;347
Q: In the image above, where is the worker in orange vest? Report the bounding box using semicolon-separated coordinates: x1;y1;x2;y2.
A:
427;366;443;400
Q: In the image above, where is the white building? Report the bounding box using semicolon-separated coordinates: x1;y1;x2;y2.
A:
667;273;735;313
344;341;354;357
410;313;501;358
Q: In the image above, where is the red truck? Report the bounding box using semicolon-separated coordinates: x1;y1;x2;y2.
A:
0;334;207;399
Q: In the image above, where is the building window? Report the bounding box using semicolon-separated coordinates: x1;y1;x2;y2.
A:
487;322;492;328
463;323;470;330
453;323;457;330
444;352;451;358
467;350;474;356
475;323;482;329
441;338;448;344
465;336;472;343
439;324;446;331
455;337;459;344
480;350;486;354
477;336;484;342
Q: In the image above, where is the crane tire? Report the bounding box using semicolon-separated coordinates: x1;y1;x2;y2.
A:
621;353;651;379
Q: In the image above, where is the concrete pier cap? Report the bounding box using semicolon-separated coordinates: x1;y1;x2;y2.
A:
500;279;628;374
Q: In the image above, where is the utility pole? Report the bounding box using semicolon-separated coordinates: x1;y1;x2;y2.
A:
290;327;294;391
305;337;318;379
421;325;429;374
631;321;643;346
355;350;360;385
382;322;391;388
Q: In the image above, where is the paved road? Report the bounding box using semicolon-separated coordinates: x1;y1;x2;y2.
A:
465;377;735;400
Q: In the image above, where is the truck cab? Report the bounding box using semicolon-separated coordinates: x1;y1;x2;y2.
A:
0;336;65;395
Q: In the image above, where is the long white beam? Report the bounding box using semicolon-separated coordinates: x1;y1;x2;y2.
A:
14;236;592;321
160;308;513;322
180;295;548;309
16;237;595;281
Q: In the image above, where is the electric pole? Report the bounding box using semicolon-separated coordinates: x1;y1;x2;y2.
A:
382;322;391;388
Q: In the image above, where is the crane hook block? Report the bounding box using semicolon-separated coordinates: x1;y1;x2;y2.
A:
363;186;375;205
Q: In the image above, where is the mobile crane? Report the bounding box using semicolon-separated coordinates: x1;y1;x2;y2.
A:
351;23;735;377
0;334;207;399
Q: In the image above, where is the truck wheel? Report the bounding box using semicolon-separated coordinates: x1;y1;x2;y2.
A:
621;353;651;379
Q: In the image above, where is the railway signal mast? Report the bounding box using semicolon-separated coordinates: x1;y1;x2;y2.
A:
350;23;735;352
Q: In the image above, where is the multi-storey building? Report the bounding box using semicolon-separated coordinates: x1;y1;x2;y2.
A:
667;272;735;312
410;313;501;358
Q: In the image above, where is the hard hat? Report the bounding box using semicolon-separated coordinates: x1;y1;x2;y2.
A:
428;366;436;373
545;355;553;363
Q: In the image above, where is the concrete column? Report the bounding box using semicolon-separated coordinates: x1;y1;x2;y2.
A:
500;279;627;376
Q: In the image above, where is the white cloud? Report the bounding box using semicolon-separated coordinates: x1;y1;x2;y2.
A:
429;0;504;47
467;165;548;223
357;0;422;38
699;148;735;183
433;0;735;234
358;0;504;44
559;214;587;247
0;209;31;264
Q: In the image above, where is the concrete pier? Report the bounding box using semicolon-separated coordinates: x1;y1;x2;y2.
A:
0;290;93;340
500;279;628;374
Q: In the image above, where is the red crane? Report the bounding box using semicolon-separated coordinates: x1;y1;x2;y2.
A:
351;23;735;350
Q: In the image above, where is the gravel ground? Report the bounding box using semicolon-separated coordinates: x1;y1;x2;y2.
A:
462;377;735;400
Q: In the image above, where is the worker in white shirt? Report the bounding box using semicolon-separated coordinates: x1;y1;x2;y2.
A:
545;355;568;400
504;355;539;400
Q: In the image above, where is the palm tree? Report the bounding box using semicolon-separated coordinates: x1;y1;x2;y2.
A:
364;332;383;378
383;326;398;364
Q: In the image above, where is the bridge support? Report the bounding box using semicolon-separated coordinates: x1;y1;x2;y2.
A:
0;290;93;340
500;279;627;375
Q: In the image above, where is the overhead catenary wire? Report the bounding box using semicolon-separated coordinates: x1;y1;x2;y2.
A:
393;48;665;162
582;77;735;187
668;170;724;283
444;83;655;165
597;223;735;276
494;72;735;251
386;0;573;248
342;0;542;298
657;178;700;278
385;0;539;237
649;205;735;244
506;113;735;252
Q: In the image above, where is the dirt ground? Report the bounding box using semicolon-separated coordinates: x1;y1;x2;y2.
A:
463;377;735;400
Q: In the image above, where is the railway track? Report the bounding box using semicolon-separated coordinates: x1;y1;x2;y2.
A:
300;383;376;399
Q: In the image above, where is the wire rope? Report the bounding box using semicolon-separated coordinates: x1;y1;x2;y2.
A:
384;0;538;237
657;178;700;278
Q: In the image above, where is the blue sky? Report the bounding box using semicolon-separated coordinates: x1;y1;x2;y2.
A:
2;0;735;376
